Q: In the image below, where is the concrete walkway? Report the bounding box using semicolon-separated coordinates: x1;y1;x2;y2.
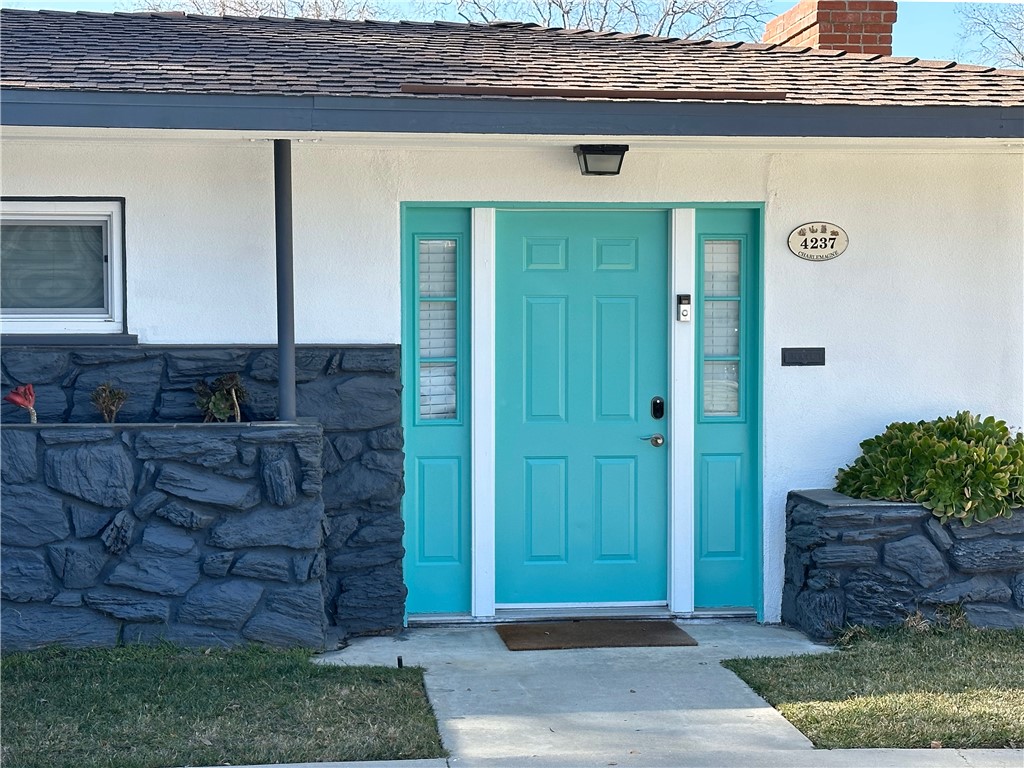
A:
306;621;1023;768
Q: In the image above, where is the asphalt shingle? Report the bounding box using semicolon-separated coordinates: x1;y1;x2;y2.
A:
0;8;1021;107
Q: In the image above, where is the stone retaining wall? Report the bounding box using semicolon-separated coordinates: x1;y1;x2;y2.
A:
0;345;406;641
1;423;330;651
784;489;1024;639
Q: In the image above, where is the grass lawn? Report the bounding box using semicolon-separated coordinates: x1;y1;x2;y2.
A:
723;626;1024;749
1;644;446;768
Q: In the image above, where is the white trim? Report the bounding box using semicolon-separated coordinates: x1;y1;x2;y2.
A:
475;207;695;617
669;208;696;614
0;199;125;335
495;601;668;610
470;207;497;618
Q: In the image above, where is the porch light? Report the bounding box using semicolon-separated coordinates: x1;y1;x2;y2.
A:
573;144;629;176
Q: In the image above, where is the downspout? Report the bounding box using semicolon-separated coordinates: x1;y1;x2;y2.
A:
274;139;297;421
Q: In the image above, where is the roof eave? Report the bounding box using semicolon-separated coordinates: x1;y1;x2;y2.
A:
2;89;1021;139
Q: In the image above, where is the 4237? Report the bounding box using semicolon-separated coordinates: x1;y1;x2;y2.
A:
801;237;837;249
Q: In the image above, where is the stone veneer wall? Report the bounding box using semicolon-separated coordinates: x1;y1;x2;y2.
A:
1;423;329;650
784;489;1024;639
0;345;405;641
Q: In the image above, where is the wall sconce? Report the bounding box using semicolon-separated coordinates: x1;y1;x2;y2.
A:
573;144;629;176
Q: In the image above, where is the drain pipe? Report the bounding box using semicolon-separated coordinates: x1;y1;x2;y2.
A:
274;138;297;421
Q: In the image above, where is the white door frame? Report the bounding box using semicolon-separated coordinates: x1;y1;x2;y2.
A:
668;208;696;614
470;208;497;617
469;206;696;617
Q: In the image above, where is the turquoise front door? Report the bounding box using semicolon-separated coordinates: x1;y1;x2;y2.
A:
495;210;669;605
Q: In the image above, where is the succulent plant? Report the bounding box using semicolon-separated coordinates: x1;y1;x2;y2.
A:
3;384;37;423
836;412;1023;526
195;373;248;423
90;382;129;423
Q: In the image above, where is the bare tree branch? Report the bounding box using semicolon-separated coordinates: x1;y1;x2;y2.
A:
129;0;772;41
955;3;1024;69
130;0;395;19
409;0;769;38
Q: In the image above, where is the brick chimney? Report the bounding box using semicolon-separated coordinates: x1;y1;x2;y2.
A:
762;0;897;56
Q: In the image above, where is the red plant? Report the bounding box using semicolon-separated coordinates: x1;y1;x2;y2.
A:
4;384;37;424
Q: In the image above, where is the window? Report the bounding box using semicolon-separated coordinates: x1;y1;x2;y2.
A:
1;199;124;334
417;238;459;420
701;239;742;417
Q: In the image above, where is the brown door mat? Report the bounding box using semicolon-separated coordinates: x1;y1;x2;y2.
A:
495;620;698;651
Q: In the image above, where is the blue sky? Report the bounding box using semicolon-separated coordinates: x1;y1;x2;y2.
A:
0;0;1011;64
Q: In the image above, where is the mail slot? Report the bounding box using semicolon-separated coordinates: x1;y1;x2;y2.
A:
782;347;826;366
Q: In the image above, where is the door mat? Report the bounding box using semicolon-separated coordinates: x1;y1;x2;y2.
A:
495;620;698;651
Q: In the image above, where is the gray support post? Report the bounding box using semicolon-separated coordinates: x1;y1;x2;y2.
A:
274;138;297;421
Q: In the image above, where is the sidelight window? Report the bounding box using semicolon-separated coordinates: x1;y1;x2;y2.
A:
701;239;742;417
417;238;460;420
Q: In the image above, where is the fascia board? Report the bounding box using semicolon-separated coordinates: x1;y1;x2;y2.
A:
2;89;1022;139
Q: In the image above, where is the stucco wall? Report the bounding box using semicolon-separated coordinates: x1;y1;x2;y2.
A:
3;131;1022;621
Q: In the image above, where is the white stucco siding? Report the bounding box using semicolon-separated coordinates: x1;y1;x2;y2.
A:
1;138;278;343
291;145;402;344
760;150;1024;620
289;143;778;343
3;130;1022;621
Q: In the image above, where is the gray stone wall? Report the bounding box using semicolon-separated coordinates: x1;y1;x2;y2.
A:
1;423;329;651
0;345;406;640
784;490;1024;639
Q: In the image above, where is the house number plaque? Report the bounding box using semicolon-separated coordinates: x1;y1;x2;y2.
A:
788;222;849;261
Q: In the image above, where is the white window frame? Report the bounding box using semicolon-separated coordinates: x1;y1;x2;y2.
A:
1;199;125;335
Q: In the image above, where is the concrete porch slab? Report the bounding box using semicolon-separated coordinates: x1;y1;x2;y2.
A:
318;621;828;766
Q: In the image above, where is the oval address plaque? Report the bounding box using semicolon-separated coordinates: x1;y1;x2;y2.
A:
788;222;849;261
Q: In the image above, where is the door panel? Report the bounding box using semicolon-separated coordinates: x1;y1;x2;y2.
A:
524;297;568;421
595;297;637;419
417;457;463;561
525;458;568;561
699;454;742;557
495;210;669;605
595;457;638;560
694;209;761;610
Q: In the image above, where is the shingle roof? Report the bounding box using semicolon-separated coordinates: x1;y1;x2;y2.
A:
1;8;1022;108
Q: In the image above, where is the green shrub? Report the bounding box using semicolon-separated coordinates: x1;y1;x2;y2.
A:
835;412;1024;526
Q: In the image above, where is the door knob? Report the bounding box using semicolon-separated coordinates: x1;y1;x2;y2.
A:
640;434;665;447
